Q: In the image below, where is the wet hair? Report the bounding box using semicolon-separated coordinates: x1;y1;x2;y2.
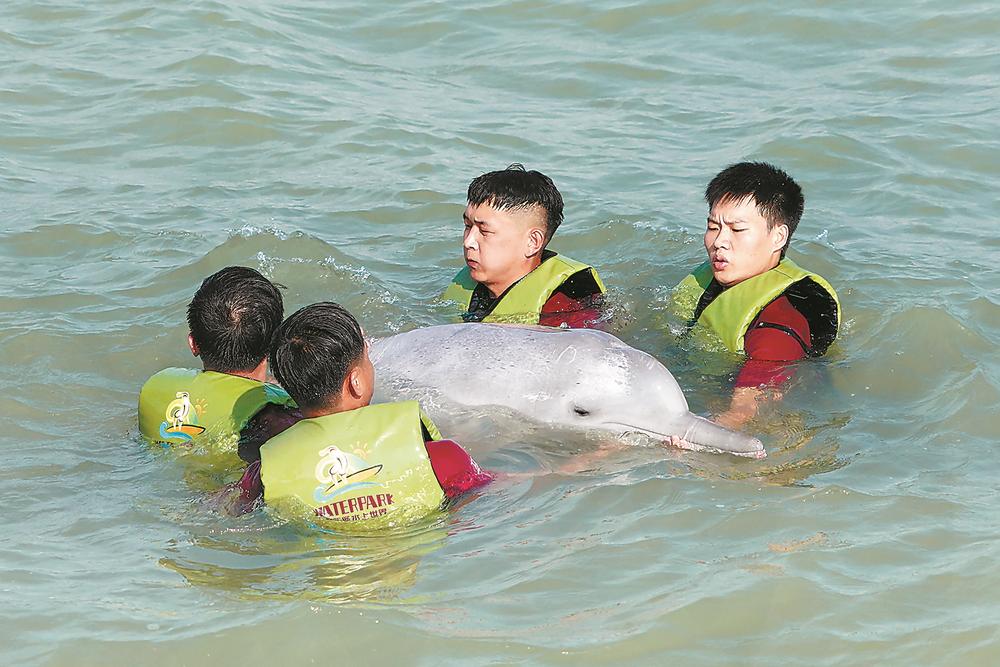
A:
705;162;804;257
467;163;564;242
186;266;283;373
269;302;365;412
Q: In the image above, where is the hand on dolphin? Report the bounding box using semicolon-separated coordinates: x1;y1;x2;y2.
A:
370;324;766;459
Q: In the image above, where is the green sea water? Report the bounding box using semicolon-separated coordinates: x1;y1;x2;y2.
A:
2;1;999;665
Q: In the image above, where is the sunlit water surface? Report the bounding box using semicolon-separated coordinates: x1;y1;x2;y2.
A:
2;1;999;665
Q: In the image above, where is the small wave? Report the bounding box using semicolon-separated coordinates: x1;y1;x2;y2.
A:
229;223;293;241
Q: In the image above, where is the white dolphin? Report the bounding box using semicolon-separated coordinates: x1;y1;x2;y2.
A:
370;323;765;459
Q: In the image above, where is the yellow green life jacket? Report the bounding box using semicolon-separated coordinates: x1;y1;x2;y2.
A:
672;258;840;355
259;401;446;528
138;368;294;455
441;251;606;324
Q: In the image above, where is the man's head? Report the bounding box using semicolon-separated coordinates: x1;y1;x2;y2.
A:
187;266;283;374
268;302;374;416
703;162;804;286
462;164;564;297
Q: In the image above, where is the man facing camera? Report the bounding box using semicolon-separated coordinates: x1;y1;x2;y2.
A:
442;164;605;328
672;162;841;428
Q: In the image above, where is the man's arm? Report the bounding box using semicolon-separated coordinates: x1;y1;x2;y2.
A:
238;403;303;463
207;460;264;516
715;297;810;429
425;439;495;498
715;386;771;430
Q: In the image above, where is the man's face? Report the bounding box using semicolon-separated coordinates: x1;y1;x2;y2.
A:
463;202;546;296
704;196;787;287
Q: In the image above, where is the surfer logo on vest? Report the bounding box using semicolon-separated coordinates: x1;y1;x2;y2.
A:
312;444;392;521
158;391;208;443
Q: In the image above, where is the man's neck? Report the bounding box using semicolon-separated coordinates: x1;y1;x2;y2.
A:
301;399;366;420
202;362;268;383
483;254;544;298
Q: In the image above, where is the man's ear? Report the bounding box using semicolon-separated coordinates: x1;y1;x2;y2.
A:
771;224;789;254
188;334;199;356
346;367;364;400
526;227;546;257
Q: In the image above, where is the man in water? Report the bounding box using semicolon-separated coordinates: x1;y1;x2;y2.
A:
672;162;840;428
442;164;606;327
224;302;493;520
138;266;300;463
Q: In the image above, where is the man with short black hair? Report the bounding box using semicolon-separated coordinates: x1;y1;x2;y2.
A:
138;266;298;463
672;162;840;428
228;302;492;522
442;164;605;327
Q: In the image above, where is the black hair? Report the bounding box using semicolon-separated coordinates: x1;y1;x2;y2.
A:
268;302;365;412
186;266;283;372
705;162;804;257
467;163;564;242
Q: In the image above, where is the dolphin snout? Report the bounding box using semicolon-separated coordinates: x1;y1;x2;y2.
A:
678;414;767;459
610;414;766;459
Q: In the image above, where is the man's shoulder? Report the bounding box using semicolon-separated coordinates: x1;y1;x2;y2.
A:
759;295;810;328
746;296;812;360
541;272;604;328
550;269;603;302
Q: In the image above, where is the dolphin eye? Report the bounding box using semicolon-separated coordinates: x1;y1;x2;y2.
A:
573;406;590;416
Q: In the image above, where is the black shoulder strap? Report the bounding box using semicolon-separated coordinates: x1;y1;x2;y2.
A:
554;269;602;301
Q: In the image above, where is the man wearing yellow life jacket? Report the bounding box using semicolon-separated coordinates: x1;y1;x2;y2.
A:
225;302;492;524
671;162;841;428
441;164;606;327
137;267;299;466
